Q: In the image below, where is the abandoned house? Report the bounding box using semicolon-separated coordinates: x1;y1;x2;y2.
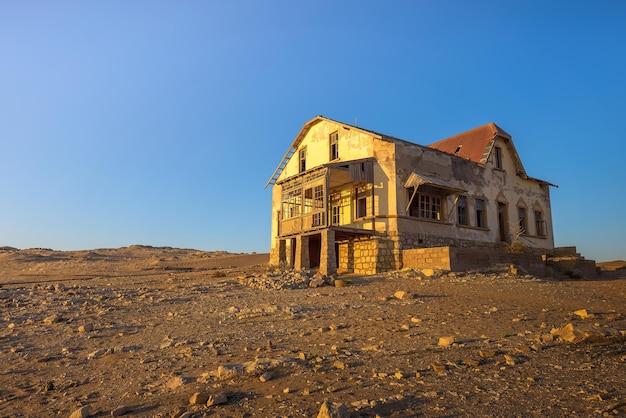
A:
266;116;556;276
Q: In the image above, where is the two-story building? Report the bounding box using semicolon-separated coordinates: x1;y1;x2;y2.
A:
266;116;555;275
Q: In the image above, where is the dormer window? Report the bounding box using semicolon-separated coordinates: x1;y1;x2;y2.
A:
494;147;503;169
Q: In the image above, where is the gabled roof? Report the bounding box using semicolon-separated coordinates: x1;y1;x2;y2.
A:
427;122;512;164
265;116;389;188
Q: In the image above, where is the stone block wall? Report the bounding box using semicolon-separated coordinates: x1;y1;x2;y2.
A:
403;246;549;277
338;236;400;275
397;231;499;252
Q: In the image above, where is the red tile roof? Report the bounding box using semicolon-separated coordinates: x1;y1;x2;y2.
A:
427;122;512;164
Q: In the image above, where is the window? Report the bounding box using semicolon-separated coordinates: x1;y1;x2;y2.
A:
475;198;486;228
329;131;338;160
356;197;367;218
299;148;306;173
518;207;527;235
457;196;467;225
407;187;443;221
535;210;546;237
494;147;503;169
312;213;323;227
313;185;324;209
282;188;302;219
331;205;341;225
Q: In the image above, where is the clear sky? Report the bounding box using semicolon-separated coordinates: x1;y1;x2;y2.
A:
1;1;625;261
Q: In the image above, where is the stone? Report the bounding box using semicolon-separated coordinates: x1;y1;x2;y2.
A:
259;371;273;382
573;309;590;319
550;323;580;342
462;359;481;367
438;336;455;347
309;277;326;288
334;280;348;288
44;314;62;324
504;354;518;366
78;324;94;333
68;405;90;418
394;290;412;300
189;392;209;405
421;268;436;277
316;399;350;418
111;405;131;416
207;393;227;406
217;364;244;379
432;364;447;373
87;349;108;360
479;350;496;359
166;376;190;389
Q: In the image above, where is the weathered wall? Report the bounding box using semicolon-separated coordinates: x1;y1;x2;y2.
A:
392;136;554;252
403;246;549;277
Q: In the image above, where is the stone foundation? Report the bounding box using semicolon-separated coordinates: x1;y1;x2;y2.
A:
403;246;549;277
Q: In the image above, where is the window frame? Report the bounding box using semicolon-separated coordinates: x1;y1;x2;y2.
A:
534;210;546;237
407;187;444;221
494;146;503;169
298;147;306;173
329;131;339;161
475;198;486;228
518;206;527;235
457;195;468;226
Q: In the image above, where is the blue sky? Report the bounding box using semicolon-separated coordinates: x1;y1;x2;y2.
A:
1;1;625;261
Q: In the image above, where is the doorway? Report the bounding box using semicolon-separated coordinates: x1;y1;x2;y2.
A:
498;202;508;242
308;234;321;269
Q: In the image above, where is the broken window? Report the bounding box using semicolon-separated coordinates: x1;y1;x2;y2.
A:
494;147;503;169
407;186;443;221
299;148;306;173
518;207;527;235
282;188;302;219
457;196;467;225
355;186;369;218
535;210;546;237
475;198;486;228
329;131;338;160
330;191;350;225
303;188;313;214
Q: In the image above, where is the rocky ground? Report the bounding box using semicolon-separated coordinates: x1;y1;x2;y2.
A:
0;246;625;417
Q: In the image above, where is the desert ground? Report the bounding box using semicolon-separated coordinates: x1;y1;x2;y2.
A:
0;245;625;418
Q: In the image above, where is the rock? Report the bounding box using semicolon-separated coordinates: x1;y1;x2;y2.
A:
551;323;581;342
166;376;190;389
68;405;90;418
317;399;350;418
259;371;273;382
207;393;227;406
44;314;62;324
334;280;348;288
432;364;447;373
479;350;496;359
110;405;131;416
87;349;108;360
309;277;326;288
573;309;590;319
394;290;413;300
78;324;94;333
421;268;436;277
438;336;455;347
217;364;244;379
462;359;481;367
504;354;518;366
189;392;209;405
